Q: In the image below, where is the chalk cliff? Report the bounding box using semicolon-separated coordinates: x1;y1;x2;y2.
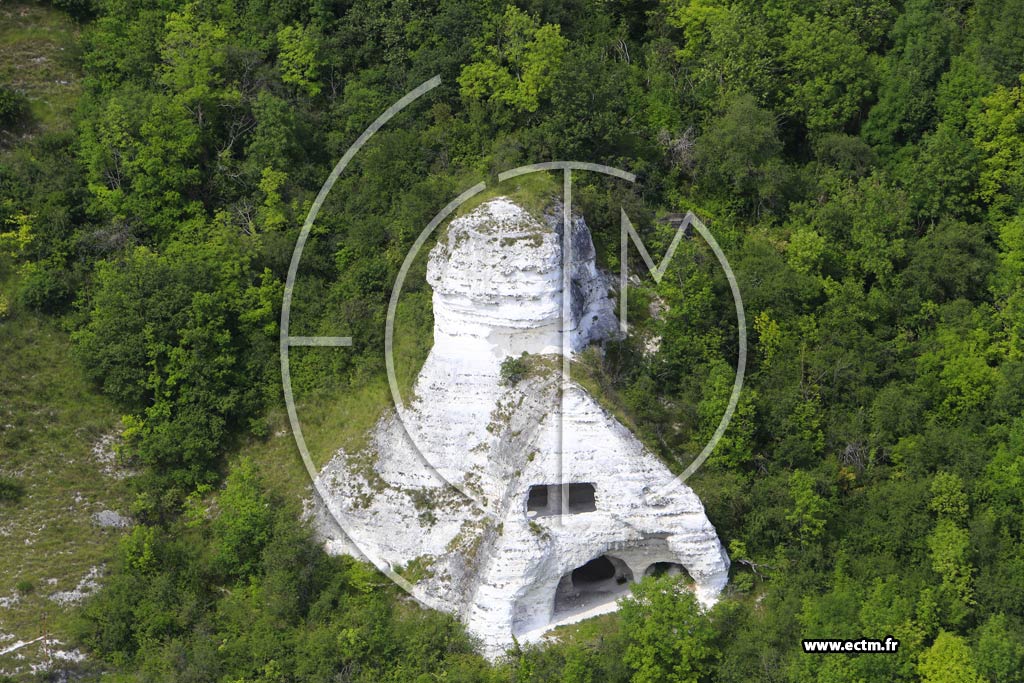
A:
315;197;729;657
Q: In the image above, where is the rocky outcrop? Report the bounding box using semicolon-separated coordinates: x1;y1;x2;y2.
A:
316;197;729;657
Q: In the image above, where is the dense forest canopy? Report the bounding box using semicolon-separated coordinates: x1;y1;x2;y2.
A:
1;0;1023;680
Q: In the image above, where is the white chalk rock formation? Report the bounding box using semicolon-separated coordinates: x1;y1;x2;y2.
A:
315;198;729;657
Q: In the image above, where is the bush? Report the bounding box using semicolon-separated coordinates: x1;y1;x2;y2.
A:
50;0;96;20
16;260;73;312
0;86;27;127
500;354;529;386
0;476;24;502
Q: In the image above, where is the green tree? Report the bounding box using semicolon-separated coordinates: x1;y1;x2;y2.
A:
214;457;274;577
918;632;984;683
927;519;975;610
786;470;828;546
0;85;28;128
620;576;717;683
783;15;876;135
277;23;323;97
159;2;236;127
73;228;279;489
662;0;776;104
993;211;1024;358
862;0;955;150
693;94;785;214
79;89;204;240
971;76;1024;219
974;613;1024;683
929;472;969;523
458;5;568;115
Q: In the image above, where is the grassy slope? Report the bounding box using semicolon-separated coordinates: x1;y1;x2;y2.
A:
0;302;131;675
0;4;130;676
0;2;82;141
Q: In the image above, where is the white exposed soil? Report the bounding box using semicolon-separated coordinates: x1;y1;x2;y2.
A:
48;565;103;606
90;430;135;479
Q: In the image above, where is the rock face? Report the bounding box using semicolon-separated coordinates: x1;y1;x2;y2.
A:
315;197;729;657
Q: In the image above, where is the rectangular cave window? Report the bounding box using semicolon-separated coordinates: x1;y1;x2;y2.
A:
526;483;597;516
526;484;548;513
567;483;596;512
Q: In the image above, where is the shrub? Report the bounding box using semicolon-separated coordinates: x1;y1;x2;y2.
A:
0;476;24;502
0;86;27;127
500;354;529;386
16;260;73;312
50;0;96;20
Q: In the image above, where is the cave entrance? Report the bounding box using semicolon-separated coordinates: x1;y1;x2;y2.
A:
552;554;633;622
526;483;597;517
644;561;693;584
526;485;548;512
572;555;618;584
